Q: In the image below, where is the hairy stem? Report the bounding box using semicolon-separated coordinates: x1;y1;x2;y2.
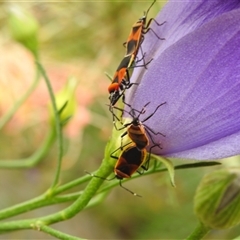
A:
36;62;63;188
38;225;85;240
185;221;211;240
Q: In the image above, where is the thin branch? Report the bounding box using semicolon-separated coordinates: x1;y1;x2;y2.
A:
36;62;63;188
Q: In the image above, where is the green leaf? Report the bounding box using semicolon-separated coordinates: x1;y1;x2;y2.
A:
152;154;176;187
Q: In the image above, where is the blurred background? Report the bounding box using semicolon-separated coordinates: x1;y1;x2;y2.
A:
0;1;240;239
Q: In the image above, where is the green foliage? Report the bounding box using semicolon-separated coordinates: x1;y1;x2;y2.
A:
8;5;38;57
194;168;240;229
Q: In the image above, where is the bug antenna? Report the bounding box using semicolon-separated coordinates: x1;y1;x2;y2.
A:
105;72;113;82
119;180;142;197
141;101;166;123
136;102;151;119
110;104;135;119
144;0;156;17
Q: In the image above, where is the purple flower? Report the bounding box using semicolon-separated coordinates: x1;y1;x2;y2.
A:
125;0;240;160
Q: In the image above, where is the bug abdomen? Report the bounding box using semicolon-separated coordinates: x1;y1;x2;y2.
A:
127;125;149;150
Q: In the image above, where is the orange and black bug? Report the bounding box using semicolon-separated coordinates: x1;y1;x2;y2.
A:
108;0;164;107
112;141;162;196
112;102;166;151
87;142;159;197
111;143;148;196
124;0;165;66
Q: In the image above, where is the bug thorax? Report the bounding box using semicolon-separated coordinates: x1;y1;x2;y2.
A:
132;118;141;126
139;15;146;24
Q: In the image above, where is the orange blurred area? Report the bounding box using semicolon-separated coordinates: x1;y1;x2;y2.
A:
0;40;109;136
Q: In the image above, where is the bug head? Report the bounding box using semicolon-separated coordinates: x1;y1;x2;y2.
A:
139;0;156;22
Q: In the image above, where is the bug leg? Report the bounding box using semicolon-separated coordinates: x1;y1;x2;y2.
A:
119;180;142;197
129;51;153;69
85;171;116;181
145;143;162;164
142;157;150;171
137;159;149;174
143;19;166;40
145;125;166;138
144;18;166;31
111;142;133;160
109;104;123;130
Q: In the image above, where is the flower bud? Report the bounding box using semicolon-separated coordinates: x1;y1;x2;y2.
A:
49;77;78;127
8;5;38;56
194;168;240;229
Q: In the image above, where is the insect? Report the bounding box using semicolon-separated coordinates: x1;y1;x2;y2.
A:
124;0;165;66
87;142;159;197
112;141;162;196
112;102;166;151
112;143;148;196
108;0;165;107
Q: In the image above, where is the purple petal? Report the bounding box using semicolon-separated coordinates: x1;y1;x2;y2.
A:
125;2;240;160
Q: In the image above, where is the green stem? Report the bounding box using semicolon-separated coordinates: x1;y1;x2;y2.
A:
185;221;211;240
0;174;96;220
43;157;112;223
0;128;56;168
0;187;108;222
0;191;83;221
0;62;41;130
0;194;46;221
0;157;112;232
54;174;92;195
38;225;85;240
36;62;63;188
